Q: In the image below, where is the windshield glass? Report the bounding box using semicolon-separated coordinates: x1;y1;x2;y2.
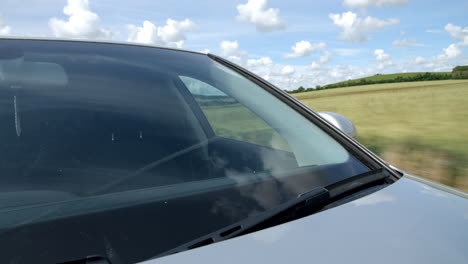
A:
0;39;369;263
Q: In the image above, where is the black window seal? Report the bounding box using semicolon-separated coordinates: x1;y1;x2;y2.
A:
207;53;400;181
171;76;216;139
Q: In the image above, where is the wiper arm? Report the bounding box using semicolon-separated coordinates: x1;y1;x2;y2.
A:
154;168;391;259
156;186;330;259
326;168;391;199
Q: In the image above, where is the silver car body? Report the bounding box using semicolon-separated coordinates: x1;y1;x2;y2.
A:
145;174;468;264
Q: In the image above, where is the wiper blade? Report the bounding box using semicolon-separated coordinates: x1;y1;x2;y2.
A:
326;168;391;199
156;186;329;259
154;168;390;259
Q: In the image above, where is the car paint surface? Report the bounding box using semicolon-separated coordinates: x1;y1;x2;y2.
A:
143;175;468;264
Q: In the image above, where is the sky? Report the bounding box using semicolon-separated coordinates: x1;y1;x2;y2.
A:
0;0;467;90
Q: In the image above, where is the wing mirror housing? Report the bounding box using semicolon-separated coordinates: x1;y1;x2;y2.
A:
318;112;357;138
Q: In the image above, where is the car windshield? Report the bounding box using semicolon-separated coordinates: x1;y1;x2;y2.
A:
0;39;369;263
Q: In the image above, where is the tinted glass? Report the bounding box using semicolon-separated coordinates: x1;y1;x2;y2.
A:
0;39;369;263
180;76;291;150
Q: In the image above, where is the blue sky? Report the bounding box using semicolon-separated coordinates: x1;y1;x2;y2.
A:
1;0;467;89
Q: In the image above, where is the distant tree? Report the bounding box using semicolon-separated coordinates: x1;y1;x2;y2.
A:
452;65;468;79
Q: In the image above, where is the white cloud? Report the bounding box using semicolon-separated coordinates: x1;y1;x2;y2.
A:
227;55;244;65
244;57;344;91
285;41;326;58
236;0;286;32
419;42;462;72
413;56;426;64
392;37;420;47
443;44;462;59
425;29;443;34
218;41;251;67
308;62;321;70
329;12;399;42
239;57;300;89
374;49;390;61
319;51;332;64
343;0;409;9
0;15;11;36
374;49;392;70
417;23;467;70
334;48;364;57
260;62;382;90
305;64;376;88
220;40;248;58
444;23;468;46
49;0;112;39
127;19;197;48
418;23;467;69
247;56;273;67
280;65;295;75
422;62;436;69
437;44;462;60
422;62;452;72
307;51;331;70
242;48;401;90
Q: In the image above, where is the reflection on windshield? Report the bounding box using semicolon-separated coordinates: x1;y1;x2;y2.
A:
0;39;370;263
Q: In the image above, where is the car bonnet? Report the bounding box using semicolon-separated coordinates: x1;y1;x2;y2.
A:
143;175;468;264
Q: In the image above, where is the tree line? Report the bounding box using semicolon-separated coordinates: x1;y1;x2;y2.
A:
287;66;468;94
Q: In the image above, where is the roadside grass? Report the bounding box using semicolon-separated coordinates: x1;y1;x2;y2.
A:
294;80;468;191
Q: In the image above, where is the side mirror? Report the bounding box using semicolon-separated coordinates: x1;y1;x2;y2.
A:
318;111;357;138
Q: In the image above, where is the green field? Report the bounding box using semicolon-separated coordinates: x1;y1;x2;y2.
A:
294;80;468;191
328;72;451;87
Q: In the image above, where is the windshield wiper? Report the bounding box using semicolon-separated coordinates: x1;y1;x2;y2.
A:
154;168;391;259
155;186;329;259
